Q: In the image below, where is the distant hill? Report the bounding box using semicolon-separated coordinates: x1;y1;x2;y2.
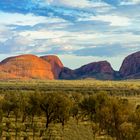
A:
60;61;117;80
0;51;139;80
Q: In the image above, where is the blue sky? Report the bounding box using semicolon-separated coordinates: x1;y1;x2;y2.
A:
0;0;140;70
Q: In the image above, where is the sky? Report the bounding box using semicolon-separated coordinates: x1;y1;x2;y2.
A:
0;0;140;70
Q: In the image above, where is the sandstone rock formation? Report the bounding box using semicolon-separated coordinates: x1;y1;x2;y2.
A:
0;54;54;80
59;67;77;80
40;55;63;79
60;61;116;80
119;51;140;79
0;51;139;80
75;61;115;80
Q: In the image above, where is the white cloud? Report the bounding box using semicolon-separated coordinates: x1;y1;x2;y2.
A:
133;0;140;3
0;26;13;41
19;26;140;49
0;12;48;26
5;36;32;47
88;15;131;26
48;0;95;8
20;30;68;40
121;0;140;5
0;35;33;54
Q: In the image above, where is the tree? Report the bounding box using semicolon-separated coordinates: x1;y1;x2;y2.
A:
54;94;71;129
98;98;132;140
2;93;20;118
27;93;42;126
40;93;71;129
40;93;57;128
79;95;96;121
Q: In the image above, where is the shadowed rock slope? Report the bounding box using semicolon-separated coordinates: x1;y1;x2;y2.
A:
60;61;118;80
119;51;140;79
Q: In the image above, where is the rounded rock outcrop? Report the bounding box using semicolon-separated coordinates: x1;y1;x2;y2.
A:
0;54;54;79
119;51;140;78
40;55;63;79
75;61;115;80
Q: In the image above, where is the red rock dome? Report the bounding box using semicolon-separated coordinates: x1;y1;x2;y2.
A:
0;54;54;79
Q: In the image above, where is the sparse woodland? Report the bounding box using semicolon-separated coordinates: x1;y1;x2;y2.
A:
0;80;140;140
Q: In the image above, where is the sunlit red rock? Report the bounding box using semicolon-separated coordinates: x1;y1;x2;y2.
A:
40;55;63;79
0;54;54;80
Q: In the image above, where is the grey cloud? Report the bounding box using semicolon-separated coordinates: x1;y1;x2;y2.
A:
73;44;138;57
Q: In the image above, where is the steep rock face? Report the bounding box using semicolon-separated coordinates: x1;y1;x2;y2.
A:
59;67;77;80
75;61;115;80
119;51;140;79
40;55;63;79
0;54;54;79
